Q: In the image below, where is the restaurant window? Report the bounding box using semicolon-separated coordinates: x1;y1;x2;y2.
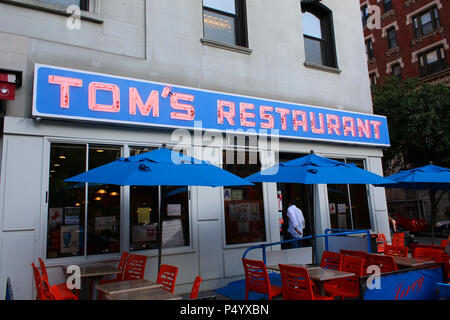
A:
129;147;190;251
47;143;121;259
327;159;371;230
387;27;398;49
301;0;337;68
39;0;89;10
223;149;266;245
365;38;374;60
383;0;393;13
361;5;369;27
418;46;446;77
202;0;248;47
391;63;402;79
413;7;440;38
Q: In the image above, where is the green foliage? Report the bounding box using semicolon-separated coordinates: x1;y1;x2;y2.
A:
372;77;450;174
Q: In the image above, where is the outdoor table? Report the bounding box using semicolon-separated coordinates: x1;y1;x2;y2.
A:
104;286;182;300
266;263;321;272
307;268;355;296
387;256;438;268
63;262;121;300
95;279;163;296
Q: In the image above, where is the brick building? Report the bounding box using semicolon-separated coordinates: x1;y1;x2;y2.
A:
360;0;450;86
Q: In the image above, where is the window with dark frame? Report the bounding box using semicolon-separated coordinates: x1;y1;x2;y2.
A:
391;63;402;79
38;0;89;10
418;46;446;77
361;5;369;27
383;0;393;13
387;27;398;49
412;7;440;38
365;38;374;60
202;0;248;47
369;73;377;87
301;1;338;69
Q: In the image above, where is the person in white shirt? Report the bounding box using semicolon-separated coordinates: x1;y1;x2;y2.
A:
286;199;305;248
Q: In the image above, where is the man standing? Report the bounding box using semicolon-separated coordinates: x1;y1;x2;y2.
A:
286;199;305;248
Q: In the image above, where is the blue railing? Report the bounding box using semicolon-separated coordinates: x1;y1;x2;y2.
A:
242;229;372;265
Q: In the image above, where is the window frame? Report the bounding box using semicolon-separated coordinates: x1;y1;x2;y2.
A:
202;0;249;48
383;0;394;13
418;46;446;77
412;6;440;38
365;38;375;60
361;4;369;27
391;63;402;79
301;1;338;69
387;27;398;49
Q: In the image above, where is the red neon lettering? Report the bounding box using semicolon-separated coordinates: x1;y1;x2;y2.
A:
327;114;341;135
342;116;356;137
260;106;274;129
170;93;195;121
395;276;424;300
129;88;159;117
370;120;381;139
240;103;256;127
161;86;172;98
48;75;83;109
293;110;308;132
357;118;372;138
88;82;120;112
276;108;290;131
310;112;325;134
217;100;235;125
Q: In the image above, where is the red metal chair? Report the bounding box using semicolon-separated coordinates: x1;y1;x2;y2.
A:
278;264;333;300
391;232;405;247
365;253;397;274
384;245;408;257
38;258;79;300
98;251;129;299
31;263;45;300
412;247;443;262
190;276;202;299
376;234;387;253
242;258;282;300
123;254;147;280
320;251;343;270
325;255;365;299
156;264;179;293
42;279;57;300
441;239;448;248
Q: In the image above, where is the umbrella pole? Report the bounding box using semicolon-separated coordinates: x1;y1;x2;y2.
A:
309;185;316;265
157;185;163;272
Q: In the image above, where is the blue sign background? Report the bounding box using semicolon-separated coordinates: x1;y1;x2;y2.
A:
33;64;390;146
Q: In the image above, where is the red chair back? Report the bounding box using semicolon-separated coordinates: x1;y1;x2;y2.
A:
413;247;443;262
38;258;49;283
392;233;405;247
157;264;179;293
190;276;202;299
278;264;314;300
320;251;343;270
365;253;397;274
338;255;365;294
115;252;129;281
42;279;56;300
384;245;408;257
441;239;448;248
376;234;387;253
340;249;367;259
242;258;274;300
123;254;147;280
31;263;44;300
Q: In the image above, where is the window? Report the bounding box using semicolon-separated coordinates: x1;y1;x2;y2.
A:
39;0;89;10
47;143;121;259
365;39;374;60
369;73;377;87
223;149;266;245
391;63;402;79
383;0;393;13
301;1;338;68
413;7;440;38
202;0;248;47
387;27;398;49
327;159;371;230
418;46;446;77
361;5;369;27
129;147;190;251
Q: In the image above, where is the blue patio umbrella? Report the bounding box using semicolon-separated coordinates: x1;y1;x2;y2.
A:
66;148;252;270
246;153;394;185
379;164;450;190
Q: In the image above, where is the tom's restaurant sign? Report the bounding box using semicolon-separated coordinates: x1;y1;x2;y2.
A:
33;64;390;146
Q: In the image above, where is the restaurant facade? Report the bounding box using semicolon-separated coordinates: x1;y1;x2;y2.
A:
0;0;391;299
